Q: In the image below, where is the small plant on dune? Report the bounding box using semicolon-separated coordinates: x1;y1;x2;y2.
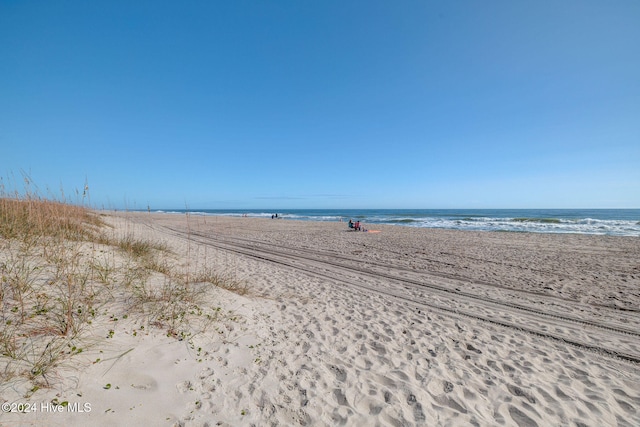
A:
187;267;248;296
116;235;155;259
126;273;197;338
112;234;172;279
1;252;39;323
90;254;116;286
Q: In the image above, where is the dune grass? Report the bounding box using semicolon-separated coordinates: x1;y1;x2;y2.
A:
0;183;242;394
0;198;103;246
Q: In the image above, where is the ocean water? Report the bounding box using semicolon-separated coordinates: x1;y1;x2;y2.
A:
152;209;640;237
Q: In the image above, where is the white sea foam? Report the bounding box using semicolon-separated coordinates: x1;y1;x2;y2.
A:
393;216;640;236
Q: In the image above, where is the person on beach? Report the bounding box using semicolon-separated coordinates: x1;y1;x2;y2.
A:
348;219;354;229
355;221;361;231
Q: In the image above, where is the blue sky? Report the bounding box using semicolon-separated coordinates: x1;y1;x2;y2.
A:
2;1;639;209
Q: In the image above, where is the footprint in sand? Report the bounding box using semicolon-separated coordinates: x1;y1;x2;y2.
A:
434;394;467;414
466;343;482;354
113;372;159;391
554;385;573;401
175;380;192;393
508;405;539;427
506;384;536;404
329;365;347;383
333;388;348;406
406;393;426;423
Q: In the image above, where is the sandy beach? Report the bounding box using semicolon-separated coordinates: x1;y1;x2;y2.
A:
2;212;639;426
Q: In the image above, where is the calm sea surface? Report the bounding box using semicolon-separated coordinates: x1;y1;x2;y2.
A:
149;209;640;237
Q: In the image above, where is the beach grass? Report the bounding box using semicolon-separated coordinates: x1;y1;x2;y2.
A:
0;181;240;392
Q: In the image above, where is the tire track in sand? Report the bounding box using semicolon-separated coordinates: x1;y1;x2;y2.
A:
149;222;640;364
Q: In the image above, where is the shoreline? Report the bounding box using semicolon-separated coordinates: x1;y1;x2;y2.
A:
113;208;640;237
3;211;639;425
